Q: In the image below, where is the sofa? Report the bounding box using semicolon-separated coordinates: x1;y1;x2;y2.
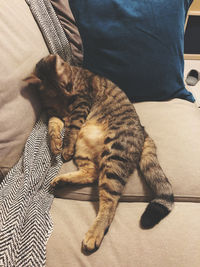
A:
0;0;200;266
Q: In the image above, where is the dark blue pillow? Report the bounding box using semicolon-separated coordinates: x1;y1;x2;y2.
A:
69;0;194;103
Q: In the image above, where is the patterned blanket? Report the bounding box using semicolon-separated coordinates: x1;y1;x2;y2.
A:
0;116;63;267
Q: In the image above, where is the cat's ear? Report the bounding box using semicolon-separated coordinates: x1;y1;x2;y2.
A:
55;54;69;76
54;55;75;95
23;74;42;89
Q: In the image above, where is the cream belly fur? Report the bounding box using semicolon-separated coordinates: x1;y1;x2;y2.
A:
76;121;106;159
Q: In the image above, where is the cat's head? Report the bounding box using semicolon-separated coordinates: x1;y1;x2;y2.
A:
24;54;73;98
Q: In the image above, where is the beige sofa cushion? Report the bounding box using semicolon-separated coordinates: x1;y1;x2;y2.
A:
56;99;200;202
0;0;49;172
47;198;200;267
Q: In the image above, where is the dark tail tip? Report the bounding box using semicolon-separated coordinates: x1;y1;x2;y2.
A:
140;202;170;229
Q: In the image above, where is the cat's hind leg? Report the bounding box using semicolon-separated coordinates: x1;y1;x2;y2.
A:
82;148;133;252
82;187;120;253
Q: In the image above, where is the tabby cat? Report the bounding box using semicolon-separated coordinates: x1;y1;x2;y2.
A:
25;54;174;253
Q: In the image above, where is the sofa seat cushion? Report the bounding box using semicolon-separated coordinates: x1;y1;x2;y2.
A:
55;99;200;202
0;0;49;173
47;199;200;267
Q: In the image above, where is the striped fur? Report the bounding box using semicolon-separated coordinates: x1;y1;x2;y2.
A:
25;54;174;252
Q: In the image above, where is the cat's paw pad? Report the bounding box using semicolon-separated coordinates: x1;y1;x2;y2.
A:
62;148;74;162
82;229;104;253
50;136;62;155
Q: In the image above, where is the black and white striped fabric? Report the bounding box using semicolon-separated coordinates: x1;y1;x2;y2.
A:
0;115;63;267
26;0;73;64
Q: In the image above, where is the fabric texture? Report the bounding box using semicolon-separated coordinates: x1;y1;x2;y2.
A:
69;0;195;103
55;99;200;202
26;0;73;64
0;115;63;267
47;199;200;267
0;0;49;172
50;0;83;66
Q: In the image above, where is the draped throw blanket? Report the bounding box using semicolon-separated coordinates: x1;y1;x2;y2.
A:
25;0;73;64
0;116;63;267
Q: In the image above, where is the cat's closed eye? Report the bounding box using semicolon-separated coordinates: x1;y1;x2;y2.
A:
60;81;73;94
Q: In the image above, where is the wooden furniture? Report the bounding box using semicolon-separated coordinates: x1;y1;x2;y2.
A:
184;0;200;59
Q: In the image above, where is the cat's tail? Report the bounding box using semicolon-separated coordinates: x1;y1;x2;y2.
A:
139;133;174;229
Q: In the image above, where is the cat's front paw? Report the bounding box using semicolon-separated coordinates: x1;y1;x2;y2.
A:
50;136;62;155
82;228;105;253
51;175;64;188
62;147;74;162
